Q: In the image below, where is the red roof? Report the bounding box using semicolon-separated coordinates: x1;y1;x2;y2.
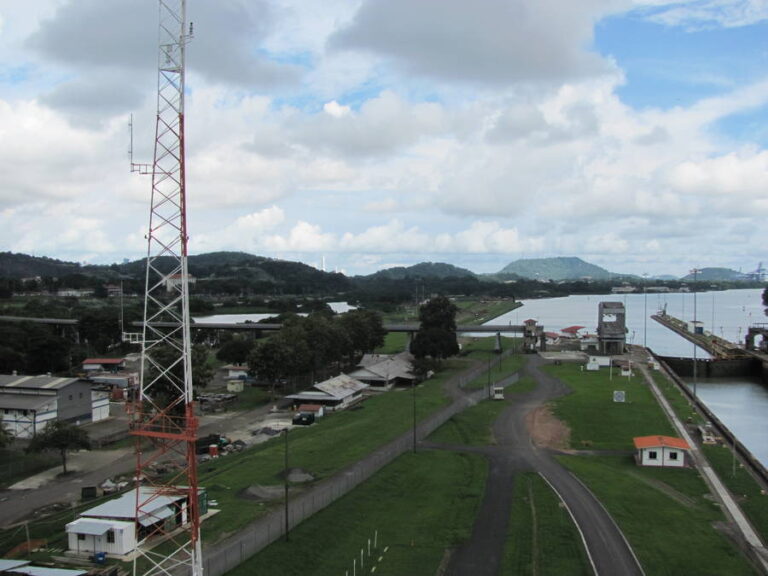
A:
561;325;585;334
633;436;690;451
82;358;124;365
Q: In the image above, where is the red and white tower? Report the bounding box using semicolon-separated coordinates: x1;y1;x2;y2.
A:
131;1;201;575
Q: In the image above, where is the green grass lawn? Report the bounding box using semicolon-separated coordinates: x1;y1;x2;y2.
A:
428;374;535;447
650;370;768;543
376;331;409;354
558;454;756;576
649;371;705;426
225;450;487;576
198;358;474;540
232;386;271;410
503;472;591;576
545;364;675;450
702;445;768;543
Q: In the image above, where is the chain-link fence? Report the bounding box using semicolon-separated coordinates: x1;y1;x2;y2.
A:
203;360;501;576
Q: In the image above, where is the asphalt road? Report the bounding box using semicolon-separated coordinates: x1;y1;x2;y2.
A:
442;355;644;576
0;399;283;528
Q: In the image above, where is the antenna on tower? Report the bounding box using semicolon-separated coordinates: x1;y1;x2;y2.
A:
130;1;202;575
129;114;152;175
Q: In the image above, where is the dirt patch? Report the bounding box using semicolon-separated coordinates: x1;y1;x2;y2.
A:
239;485;286;501
526;405;571;451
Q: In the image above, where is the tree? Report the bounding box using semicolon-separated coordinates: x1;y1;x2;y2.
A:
411;296;460;360
0;423;12;448
216;336;255;365
26;421;90;474
338;309;386;359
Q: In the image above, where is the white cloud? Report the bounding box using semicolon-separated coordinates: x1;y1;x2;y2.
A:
636;0;768;29
323;100;351;118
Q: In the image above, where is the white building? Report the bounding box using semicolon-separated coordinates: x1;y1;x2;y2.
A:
633;435;690;468
66;486;205;557
286;374;368;411
0;375;109;439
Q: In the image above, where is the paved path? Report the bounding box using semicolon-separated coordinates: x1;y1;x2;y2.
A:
0;400;283;527
440;355;644;576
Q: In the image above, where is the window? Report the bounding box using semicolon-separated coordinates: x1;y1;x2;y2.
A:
77;533;86;541
669;452;678;461
79;392;83;399
648;450;658;460
107;530;115;543
68;395;73;401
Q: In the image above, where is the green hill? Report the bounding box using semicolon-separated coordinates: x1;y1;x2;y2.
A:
363;262;476;280
679;267;746;282
498;257;613;281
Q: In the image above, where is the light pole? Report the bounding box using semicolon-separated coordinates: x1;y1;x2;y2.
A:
284;427;289;541
412;380;417;453
642;273;649;349
691;268;700;397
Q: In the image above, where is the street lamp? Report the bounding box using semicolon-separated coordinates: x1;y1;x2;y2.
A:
412;380;417;453
690;268;700;397
284;427;290;541
642;273;649;349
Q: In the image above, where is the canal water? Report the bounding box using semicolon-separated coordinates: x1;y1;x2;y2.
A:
489;288;768;466
194;291;767;465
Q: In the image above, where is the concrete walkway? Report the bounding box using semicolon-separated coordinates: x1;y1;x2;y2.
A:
640;363;768;573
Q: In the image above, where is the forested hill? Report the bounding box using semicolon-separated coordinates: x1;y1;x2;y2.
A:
361;262;476;280
0;251;351;295
498;257;615;281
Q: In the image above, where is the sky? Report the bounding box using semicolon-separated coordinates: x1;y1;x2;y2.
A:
1;0;768;278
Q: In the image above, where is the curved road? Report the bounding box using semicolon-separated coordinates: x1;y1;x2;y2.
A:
442;355;644;576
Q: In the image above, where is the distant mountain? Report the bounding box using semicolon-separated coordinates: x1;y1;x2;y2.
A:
679;267;746;282
498;257;614;281
363;262;476;280
0;252;117;280
0;251;352;294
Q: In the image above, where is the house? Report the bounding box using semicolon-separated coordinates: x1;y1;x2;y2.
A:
544;332;561;346
560;325;585;339
66;486;207;557
0;374;110;439
347;353;415;389
222;365;249;380
286;374;368;411
81;358;126;373
633;436;690;468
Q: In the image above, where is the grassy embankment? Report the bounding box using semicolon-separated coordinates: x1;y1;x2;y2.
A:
503;472;592;576
546;363;757;575
649;371;768;543
227;351;588;576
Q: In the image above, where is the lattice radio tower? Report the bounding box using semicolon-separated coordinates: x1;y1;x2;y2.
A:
130;1;201;575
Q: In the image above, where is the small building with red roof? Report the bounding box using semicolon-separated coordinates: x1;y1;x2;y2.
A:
633;435;690;468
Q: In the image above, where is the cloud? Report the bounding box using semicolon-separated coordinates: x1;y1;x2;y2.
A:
330;0;622;85
323;100;351;118
24;0;302;120
635;0;768;29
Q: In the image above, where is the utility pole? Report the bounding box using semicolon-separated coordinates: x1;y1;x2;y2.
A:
691;268;699;397
130;2;201;575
